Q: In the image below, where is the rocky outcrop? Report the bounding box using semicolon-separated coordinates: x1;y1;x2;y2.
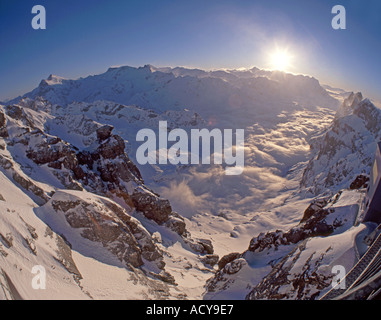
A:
300;198;329;223
77;127;143;185
6;105;24;121
217;252;242;270
246;241;332;300
96;125;113;141
0;109;8;138
164;212;187;236
184;238;215;255
248;195;340;253
12;113;185;235
26;134;84;179
205;257;247;293
1;103;196;252
0;150;50;205
131;187;172;224
5;105;37;130
205;188;360;299
12;170;50;204
301;93;381;195
49;192;164;269
201;254;219;267
349;174;369;190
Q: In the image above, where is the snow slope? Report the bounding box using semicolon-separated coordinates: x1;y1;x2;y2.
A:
0;102;216;299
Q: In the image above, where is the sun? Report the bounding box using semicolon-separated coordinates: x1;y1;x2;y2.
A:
269;49;293;72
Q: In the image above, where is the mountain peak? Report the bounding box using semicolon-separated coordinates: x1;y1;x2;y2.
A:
335;92;363;119
139;64;156;73
39;74;65;88
346;92;363;107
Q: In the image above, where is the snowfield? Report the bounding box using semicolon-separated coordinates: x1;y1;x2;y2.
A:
1;65;380;299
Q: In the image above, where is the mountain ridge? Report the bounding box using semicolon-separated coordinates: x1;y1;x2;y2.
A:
8;65;339;125
1;64;379;300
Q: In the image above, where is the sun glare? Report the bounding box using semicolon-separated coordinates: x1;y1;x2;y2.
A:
269;49;293;72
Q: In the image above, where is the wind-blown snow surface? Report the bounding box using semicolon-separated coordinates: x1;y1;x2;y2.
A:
1;65;380;299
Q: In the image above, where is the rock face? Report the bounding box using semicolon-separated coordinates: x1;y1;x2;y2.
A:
246;241;332;300
205;189;360;299
25;132;85;192
248;196;338;253
206;257;248;294
217;252;242;270
47;191;164;269
0;110;8;138
301;92;381;195
201;254;220;267
96;125;114;141
0;101;213;290
4;105;186;236
349;174;369;190
131;187;172;224
184;238;215;255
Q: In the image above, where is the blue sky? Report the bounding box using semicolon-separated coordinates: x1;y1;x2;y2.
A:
0;0;380;101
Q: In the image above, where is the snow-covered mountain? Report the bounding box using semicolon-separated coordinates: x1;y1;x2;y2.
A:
204;93;381;300
9;65;338;128
0;101;217;299
1;64;379;300
301;92;381;195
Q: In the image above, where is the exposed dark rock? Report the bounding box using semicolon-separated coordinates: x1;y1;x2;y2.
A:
0;154;12;170
50;195;164;270
131;187;172;224
52;199;81;213
165;212;186;236
0;233;13;248
201;254;219;267
0;109;8;138
300;94;381;196
218;252;242;270
77;134;143;185
224;258;247;275
197;239;214;254
0;150;49;205
21;121;187;237
96;125;114;141
6;105;23;120
2;100;195;266
54;231;83;280
24;236;37;255
350;174;369;190
0;110;6;127
97;135;125;159
246;242;333;300
150;271;177;285
12;171;49;204
26;134;77;167
300;198;328;223
183;237;214;255
248;196;339;253
77;151;94;169
24;131;88;186
205;255;246;293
